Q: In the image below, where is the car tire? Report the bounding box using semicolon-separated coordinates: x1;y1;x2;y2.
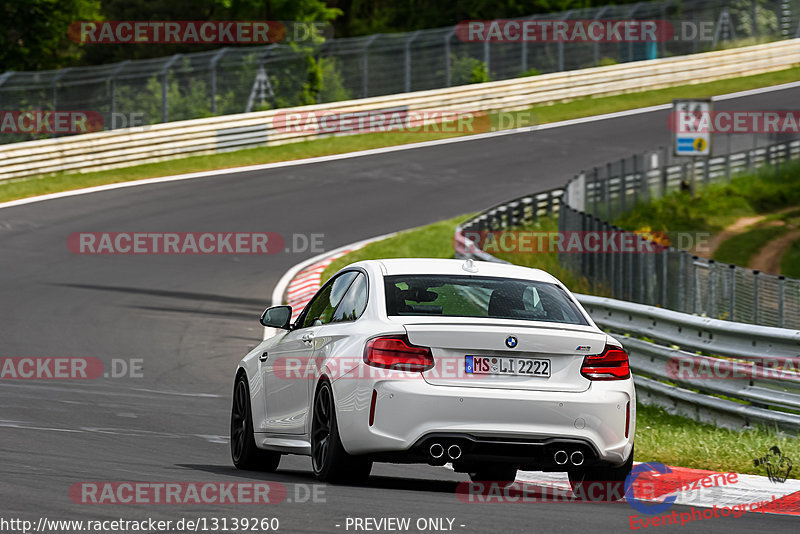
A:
311;380;372;483
231;374;281;471
568;446;634;502
467;464;518;486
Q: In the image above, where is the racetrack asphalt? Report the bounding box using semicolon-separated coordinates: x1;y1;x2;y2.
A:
1;86;799;533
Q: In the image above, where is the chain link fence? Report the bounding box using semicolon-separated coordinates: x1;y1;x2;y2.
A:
560;133;800;328
456;133;800;329
1;0;799;144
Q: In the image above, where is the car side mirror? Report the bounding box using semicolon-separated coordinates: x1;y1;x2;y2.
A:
260;305;293;329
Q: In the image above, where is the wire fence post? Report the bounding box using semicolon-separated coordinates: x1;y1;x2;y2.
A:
108;61;129;129
753;270;760;324
444;29;456;87
708;259;716;318
161;54;182;123
51;68;71;136
729;264;736;321
404;31;421;93
778;275;785;327
620;158;627;213
361;35;379;99
605;162;612;219
593;6;610;65
209;48;228;115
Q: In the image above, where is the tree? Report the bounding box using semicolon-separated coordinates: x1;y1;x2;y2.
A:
0;0;102;71
81;0;341;65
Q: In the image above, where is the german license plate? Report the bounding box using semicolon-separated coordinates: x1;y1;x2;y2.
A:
465;355;550;377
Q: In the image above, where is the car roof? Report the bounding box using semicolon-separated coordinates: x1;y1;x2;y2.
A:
346;258;561;284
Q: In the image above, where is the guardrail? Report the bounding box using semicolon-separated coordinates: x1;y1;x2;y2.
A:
454;141;800;432
581;296;800;433
2;39;800;182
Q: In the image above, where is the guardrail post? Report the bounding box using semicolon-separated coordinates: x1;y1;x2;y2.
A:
753;270;760;324
161;54;182;123
209;48;228;114
778;275;785;327
404;31;421;93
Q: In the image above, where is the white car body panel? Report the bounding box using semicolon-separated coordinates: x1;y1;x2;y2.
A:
236;258;636;468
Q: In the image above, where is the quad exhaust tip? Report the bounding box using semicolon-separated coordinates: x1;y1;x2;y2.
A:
570;451;584;466
429;443;444;459
447;444;462;460
554;450;568;465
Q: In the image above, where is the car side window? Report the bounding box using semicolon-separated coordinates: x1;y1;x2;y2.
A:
300;272;358;329
331;273;367;323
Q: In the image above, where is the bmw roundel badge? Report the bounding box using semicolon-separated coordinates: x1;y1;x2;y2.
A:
505;335;518;349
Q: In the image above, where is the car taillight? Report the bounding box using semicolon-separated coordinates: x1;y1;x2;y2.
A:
580;344;630;380
364;335;434;372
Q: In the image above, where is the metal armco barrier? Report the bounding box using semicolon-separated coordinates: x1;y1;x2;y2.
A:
2;39;800;182
582;296;800;433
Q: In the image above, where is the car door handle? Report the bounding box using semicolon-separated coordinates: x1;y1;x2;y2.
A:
259;352;269;362
301;333;314;344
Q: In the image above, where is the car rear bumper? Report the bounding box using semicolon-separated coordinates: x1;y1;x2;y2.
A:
333;377;635;468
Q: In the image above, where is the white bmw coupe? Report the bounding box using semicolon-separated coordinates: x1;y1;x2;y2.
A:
231;258;635;492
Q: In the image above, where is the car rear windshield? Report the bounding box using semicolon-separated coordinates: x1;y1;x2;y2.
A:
384;275;589;325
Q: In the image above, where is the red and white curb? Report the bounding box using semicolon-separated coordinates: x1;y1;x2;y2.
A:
510;464;800;516
271;236;800;517
286;249;356;322
265;233;394;340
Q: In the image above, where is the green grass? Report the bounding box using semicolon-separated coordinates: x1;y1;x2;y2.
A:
490;217;603;295
3;66;800;204
616;160;800;235
713;225;789;266
321;214;600;295
635;403;799;478
321;214;473;283
780;238;800;278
